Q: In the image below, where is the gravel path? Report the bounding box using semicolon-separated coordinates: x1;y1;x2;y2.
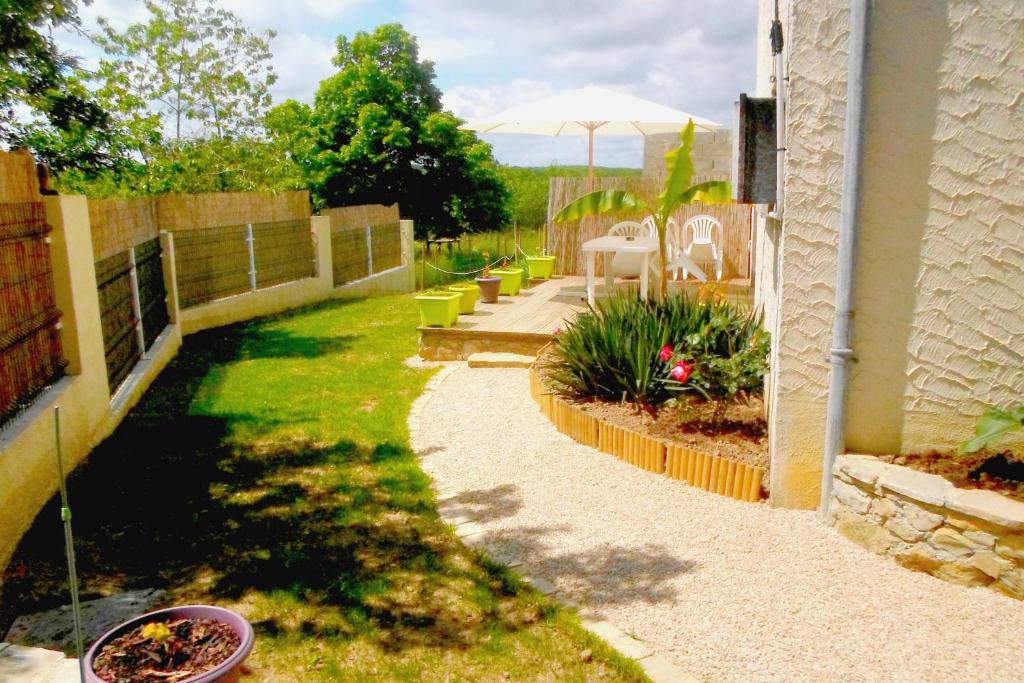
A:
410;365;1024;683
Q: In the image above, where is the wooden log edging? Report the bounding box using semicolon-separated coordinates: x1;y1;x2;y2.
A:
530;366;765;502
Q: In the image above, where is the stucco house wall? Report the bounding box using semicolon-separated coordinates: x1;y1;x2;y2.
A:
756;0;1024;508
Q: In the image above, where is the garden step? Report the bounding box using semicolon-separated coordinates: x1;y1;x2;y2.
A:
51;657;83;682
466;352;535;368
0;642;70;683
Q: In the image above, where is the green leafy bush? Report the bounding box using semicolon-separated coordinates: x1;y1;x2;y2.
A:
543;292;769;412
959;405;1024;454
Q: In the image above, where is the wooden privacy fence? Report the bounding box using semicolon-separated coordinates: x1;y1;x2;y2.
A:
95;236;169;391
545;176;753;279
0;200;66;424
172;219;315;308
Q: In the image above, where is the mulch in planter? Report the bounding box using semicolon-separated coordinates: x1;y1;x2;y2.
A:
880;451;1024;503
574;396;768;471
93;617;240;683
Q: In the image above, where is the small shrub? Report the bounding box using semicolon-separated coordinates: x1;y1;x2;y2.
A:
543;292;769;413
959;404;1024;454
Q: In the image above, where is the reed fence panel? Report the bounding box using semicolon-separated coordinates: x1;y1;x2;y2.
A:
0;201;66;424
173;225;251;308
135;237;169;350
370;222;402;272
332;226;370;286
253;219;316;289
95;250;139;391
546;176;752;279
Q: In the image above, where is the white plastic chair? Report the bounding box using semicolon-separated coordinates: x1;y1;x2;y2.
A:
608;221;652;278
642;215;682;280
680;215;723;280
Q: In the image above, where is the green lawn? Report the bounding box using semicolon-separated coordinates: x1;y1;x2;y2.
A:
1;295;646;682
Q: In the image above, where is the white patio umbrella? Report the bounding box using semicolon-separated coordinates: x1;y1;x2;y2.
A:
461;84;722;184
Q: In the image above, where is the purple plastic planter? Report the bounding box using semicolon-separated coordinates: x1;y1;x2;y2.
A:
85;605;254;683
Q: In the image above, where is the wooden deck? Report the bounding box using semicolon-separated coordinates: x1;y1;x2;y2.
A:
418;277;586;360
417;275;752;360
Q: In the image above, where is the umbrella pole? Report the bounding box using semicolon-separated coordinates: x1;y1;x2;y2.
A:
587;124;595;191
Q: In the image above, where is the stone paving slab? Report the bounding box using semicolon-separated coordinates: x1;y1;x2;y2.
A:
5;589;165;652
467;352;536;369
0;642;71;683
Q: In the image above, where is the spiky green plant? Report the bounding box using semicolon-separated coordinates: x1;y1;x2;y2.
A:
552;120;731;299
543;292;769;413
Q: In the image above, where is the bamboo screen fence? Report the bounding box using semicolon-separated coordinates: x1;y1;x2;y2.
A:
322;205;402;288
0;152;65;425
173;224;252;308
252;219;316;289
95;237;169;391
545;176;753;280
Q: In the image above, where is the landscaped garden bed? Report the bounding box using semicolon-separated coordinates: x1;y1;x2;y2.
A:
534;291;770;501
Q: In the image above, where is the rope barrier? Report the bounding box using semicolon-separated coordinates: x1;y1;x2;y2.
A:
423;254;506;276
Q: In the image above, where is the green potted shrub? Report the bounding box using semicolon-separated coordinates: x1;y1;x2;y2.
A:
490;257;524;296
447;281;480;314
525;251;556;280
475;253;502;303
414;289;462;327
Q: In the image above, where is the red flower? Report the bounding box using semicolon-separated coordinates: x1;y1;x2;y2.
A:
553;327;561;336
658;344;674;362
670;360;692;383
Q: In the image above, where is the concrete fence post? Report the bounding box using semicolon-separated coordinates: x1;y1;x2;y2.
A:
44;196;107;392
399;219;415;292
159;231;180;324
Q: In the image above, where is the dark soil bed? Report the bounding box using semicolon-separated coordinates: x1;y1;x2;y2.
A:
573;396;768;470
879;451;1024;503
93;617;239;683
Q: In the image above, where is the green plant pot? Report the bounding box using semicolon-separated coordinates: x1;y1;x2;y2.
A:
526;255;556;279
491;268;524;296
447;282;479;314
415;291;462;327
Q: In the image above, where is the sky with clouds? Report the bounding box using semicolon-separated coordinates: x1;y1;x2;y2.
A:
61;0;758;167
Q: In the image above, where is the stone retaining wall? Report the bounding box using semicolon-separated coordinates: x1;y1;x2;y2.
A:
830;454;1024;599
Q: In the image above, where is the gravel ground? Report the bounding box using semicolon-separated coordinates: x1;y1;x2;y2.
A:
410;365;1024;683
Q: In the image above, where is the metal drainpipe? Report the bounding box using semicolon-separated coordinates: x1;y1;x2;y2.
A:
820;0;872;515
768;12;786;221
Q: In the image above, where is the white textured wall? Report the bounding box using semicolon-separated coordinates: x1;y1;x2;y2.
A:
761;0;1024;508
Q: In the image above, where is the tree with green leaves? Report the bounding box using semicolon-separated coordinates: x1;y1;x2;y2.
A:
269;23;509;237
76;0;282;193
553;120;731;298
0;0;119;172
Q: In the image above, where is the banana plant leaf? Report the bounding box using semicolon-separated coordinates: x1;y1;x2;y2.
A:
553;189;651;223
656;120;697;217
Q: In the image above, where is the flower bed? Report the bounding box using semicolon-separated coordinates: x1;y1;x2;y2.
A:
530;365;766;502
531;291;770;502
830;454;1024;599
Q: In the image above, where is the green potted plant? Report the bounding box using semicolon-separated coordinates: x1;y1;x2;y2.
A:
525;250;556;280
447;280;480;314
414;288;462;327
475;252;502;303
490;257;524;296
